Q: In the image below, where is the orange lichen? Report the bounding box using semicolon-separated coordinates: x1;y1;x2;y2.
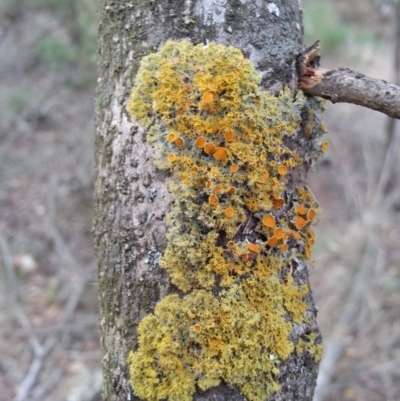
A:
273;199;284;209
262;214;275;228
305;246;312;259
195;136;207;148
247;243;260;253
295;205;307;215
209;195;219;205
292;232;301;240
294;217;307;230
278;165;287;175
274;227;283;240
175;137;185;147
225;130;235;142
225;208;235;218
322;141;329;149
308;238;315;247
168;154;176;162
214;147;228;160
307;209;315;221
204;142;216;155
213;185;222;194
241;253;253;261
202;91;214;103
127;41;322;401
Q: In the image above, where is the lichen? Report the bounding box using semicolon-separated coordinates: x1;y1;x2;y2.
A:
127;41;322;401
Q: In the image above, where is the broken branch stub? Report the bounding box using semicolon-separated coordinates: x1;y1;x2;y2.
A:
298;41;400;120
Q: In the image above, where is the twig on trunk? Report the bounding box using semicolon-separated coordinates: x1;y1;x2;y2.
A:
297;41;400;120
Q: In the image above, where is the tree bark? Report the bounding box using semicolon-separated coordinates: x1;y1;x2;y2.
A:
94;1;322;400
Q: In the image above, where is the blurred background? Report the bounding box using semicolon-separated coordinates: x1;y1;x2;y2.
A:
0;0;399;400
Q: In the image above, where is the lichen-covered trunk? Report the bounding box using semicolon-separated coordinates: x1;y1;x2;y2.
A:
94;1;323;401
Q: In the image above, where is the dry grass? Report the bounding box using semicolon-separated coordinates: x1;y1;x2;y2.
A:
0;1;399;400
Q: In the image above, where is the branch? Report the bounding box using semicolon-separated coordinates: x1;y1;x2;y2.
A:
298;41;400;120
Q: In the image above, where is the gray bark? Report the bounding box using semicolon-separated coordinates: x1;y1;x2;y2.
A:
94;1;322;400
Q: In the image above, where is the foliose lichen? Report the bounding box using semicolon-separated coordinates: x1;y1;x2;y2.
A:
127;41;323;401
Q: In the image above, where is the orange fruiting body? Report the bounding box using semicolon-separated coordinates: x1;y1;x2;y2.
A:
202;92;214;103
267;236;278;246
167;133;176;142
278;165;287;175
274;227;283;239
168;154;176;162
230;164;239;173
225;208;234;218
213;185;222;194
247;243;260;253
209;195;219;205
204;142;216;155
193;324;201;333
224;130;234;141
195;136;207;148
175;137;184;147
273;199;284;209
214;147;228;160
292;232;301;240
294;217;306;230
307;209;315;221
295;205;307;215
242;253;253;262
262;214;275;227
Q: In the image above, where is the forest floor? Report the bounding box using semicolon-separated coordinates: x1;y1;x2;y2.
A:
0;0;399;400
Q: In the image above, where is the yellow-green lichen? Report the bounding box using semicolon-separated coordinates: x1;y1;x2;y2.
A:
127;41;321;401
296;332;323;363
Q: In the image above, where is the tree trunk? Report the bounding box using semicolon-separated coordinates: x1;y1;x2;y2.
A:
94;1;323;400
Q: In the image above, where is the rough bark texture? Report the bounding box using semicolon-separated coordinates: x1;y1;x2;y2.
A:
301;67;400;119
94;1;321;400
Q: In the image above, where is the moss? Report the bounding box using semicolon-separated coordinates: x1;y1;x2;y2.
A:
127;41;321;401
